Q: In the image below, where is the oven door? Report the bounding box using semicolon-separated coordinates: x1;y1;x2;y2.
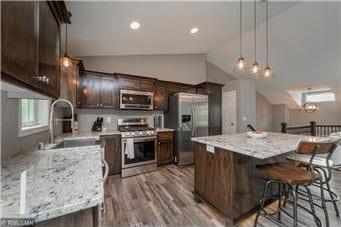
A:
122;137;157;168
120;89;154;110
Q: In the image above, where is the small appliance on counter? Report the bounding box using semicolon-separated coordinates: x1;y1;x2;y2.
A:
92;117;103;132
153;114;164;129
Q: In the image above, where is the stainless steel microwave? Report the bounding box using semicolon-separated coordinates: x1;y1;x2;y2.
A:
120;89;154;110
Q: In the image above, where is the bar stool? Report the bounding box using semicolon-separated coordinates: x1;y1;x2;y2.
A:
254;140;338;227
287;140;340;227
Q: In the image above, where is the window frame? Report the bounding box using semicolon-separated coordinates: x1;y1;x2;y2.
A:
302;90;336;104
18;99;50;137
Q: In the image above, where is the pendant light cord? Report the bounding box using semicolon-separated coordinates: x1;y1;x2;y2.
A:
65;24;68;54
239;0;242;56
266;1;269;66
254;0;257;60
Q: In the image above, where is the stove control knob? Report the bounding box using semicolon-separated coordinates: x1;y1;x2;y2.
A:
126;132;130;136
139;132;143;135
131;132;135;136
151;131;154;135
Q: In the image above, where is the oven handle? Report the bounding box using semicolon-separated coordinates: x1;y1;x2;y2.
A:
122;136;157;143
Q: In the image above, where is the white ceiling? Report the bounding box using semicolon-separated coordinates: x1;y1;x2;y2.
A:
66;1;295;56
66;1;341;108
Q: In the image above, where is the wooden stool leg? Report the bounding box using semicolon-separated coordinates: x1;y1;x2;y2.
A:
277;182;282;221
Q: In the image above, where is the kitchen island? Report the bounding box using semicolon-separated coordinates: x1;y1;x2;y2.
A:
1;146;104;226
191;132;323;226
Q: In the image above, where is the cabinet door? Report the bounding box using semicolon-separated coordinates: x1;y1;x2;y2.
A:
154;82;168;110
101;135;121;175
80;75;101;108
36;1;60;97
157;132;174;165
139;80;154;91
118;78;139;90
1;1;38;84
100;77;118;108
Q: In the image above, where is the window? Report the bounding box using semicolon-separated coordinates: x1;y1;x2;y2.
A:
19;99;50;137
303;90;336;103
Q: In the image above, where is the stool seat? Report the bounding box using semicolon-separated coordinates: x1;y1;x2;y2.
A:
257;162;320;185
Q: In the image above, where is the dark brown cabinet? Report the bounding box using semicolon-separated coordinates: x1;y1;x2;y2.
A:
154;81;168;111
35;1;60;97
101;134;121;175
1;1;69;98
1;1;38;86
157;131;174;166
78;71;118;109
196;82;224;135
116;74;155;92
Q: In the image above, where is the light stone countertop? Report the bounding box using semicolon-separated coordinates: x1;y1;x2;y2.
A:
191;132;328;159
156;128;175;132
0;146;104;223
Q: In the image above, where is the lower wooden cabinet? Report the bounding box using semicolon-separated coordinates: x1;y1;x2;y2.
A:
157;131;174;166
101;134;121;175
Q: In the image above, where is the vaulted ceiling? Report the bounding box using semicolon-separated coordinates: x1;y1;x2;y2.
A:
66;1;341;108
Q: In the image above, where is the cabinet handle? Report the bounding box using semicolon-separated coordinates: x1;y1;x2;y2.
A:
100;103;103;107
97;104;99;107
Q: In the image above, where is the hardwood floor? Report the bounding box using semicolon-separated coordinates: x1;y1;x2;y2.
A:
103;165;341;226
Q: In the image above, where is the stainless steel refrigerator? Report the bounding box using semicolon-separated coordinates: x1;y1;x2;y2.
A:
165;93;209;165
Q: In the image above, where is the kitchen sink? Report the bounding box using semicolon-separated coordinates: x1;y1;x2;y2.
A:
51;139;101;149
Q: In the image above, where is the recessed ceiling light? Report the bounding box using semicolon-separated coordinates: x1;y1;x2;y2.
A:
130;21;140;30
190;27;199;34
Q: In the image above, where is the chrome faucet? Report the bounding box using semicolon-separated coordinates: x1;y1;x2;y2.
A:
49;99;74;144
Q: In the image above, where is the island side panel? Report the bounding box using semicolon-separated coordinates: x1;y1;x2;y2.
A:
193;142;234;220
194;142;269;224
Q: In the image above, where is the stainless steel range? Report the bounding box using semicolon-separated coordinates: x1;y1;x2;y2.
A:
118;117;157;177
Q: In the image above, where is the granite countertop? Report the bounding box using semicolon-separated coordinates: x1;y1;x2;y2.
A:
55;128;174;142
191;132;328;159
1;146;104;223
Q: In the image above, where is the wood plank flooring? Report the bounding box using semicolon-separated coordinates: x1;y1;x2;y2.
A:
102;165;341;226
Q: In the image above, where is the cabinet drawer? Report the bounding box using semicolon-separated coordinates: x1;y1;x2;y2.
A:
157;131;174;141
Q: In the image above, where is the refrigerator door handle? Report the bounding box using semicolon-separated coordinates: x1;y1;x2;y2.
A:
191;105;195;136
192;97;196;136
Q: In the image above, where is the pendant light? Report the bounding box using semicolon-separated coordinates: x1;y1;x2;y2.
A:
303;88;319;113
250;0;260;75
263;1;272;77
236;0;246;70
62;23;71;68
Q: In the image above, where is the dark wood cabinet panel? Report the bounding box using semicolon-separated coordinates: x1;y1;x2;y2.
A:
118;77;139;90
196;82;224;135
1;1;68;98
78;71;118;109
154;81;168;110
100;77;118;108
116;74;155;92
1;1;38;84
167;82;196;96
101;135;121;175
80;75;101;108
35;1;60;97
157;131;174;165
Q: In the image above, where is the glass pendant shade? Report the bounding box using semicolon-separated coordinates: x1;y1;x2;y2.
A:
251;61;259;74
237;57;245;69
303;102;319;113
62;53;71;68
263;66;271;77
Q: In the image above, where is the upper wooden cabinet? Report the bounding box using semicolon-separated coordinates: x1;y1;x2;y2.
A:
35;1;60;97
1;1;69;98
196;82;224;135
78;71;118;109
1;1;38;85
154;81;168;111
116;74;155;92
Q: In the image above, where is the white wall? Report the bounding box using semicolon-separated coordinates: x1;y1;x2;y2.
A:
80;54;206;84
289;102;341;125
206;60;234;85
256;92;273;131
272;104;290;132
